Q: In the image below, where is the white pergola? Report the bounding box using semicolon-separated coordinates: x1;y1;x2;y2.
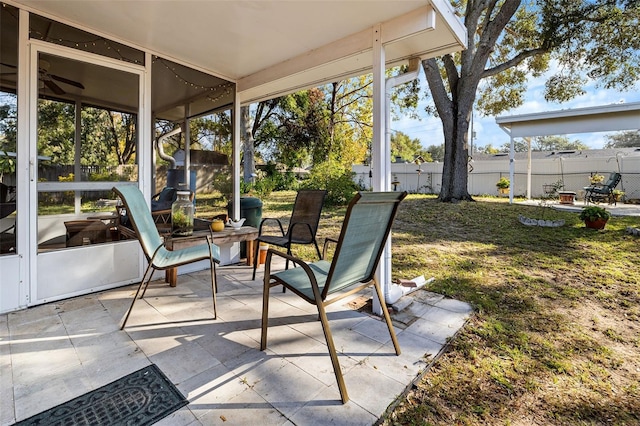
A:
496;102;640;201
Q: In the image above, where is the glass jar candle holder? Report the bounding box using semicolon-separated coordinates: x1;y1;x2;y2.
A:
171;190;194;236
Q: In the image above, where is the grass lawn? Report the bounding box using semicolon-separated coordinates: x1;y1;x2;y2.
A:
256;191;640;425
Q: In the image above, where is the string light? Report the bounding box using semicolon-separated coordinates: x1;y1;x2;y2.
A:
3;3;233;104
153;56;234;103
29;30;141;64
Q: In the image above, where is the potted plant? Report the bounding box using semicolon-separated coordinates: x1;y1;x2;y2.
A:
589;173;605;186
579;205;611;229
611;189;624;203
496;176;510;195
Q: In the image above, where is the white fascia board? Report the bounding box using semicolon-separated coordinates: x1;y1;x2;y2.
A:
428;0;467;48
496;101;640;138
496;101;640;125
237;5;447;104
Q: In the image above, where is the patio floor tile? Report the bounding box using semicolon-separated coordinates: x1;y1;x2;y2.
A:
1;261;472;425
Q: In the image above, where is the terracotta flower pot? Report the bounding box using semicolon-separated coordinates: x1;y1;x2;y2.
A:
584;218;608;230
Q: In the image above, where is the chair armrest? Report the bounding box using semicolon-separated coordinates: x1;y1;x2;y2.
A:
265;248;322;297
322;237;339;259
258;217;285;236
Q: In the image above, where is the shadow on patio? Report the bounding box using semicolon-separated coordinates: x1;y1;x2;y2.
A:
1;259;472;425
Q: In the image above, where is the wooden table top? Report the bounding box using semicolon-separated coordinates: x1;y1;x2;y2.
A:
164;219;259;250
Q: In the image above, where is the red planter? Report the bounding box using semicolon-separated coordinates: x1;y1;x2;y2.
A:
584;218;608;230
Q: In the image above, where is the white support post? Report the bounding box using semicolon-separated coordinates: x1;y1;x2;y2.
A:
371;24;388;316
232;89;241;221
526;137;532;200
509;134;515;204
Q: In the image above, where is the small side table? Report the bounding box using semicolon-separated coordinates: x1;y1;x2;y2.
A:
558;191;576;205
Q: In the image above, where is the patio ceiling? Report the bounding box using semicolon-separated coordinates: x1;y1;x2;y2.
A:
9;0;466;107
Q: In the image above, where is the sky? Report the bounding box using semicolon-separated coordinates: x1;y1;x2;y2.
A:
392;67;640;151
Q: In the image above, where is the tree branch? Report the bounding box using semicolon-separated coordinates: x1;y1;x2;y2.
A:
442;54;460;94
482;47;548;78
422;58;452;117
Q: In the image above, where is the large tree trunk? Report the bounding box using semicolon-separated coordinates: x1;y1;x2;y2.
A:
440;110;473;202
240;106;255;183
423;58;475;202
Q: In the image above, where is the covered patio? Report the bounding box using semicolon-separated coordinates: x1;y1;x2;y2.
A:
1;0;466;315
1;260;472;424
1;2;470;423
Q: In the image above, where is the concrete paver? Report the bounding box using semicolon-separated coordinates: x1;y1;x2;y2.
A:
1;261;472;425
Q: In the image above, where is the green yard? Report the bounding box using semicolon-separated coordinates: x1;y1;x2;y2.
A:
259;192;640;425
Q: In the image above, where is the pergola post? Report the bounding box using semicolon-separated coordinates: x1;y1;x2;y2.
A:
371;24;390;316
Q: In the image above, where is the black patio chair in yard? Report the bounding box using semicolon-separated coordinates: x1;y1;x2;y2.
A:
252;189;326;280
584;172;622;205
260;191;407;403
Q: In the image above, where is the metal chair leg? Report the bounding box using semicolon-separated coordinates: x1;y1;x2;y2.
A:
210;260;218;319
120;262;154;329
316;301;349;403
252;240;260;280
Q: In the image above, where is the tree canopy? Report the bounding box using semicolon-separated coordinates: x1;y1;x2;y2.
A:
499;135;588;152
604;130;640;148
409;0;640;201
391;131;432;162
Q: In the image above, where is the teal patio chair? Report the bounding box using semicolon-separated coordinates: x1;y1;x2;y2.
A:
113;185;220;329
260;191;407;403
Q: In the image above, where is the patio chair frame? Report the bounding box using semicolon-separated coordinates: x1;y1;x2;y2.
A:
252;189;326;280
113;185;220;329
260;191;407;403
584;172;622;205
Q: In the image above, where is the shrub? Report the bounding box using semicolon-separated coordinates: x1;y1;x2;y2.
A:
301;160;357;206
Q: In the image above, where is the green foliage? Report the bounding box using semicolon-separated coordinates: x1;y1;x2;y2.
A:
425;144;444;162
0;93;17;155
212;171;232;200
38;100;137;167
189;112;231;153
88;171;120;181
579;205;611;221
496;177;510;189
301;159;357;206
500;135;589;153
391;131;432;162
0;150;16;179
247;177;276;199
37;99;76;165
604;130;640;148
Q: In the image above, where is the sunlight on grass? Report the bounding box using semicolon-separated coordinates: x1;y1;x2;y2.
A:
263;192;640;425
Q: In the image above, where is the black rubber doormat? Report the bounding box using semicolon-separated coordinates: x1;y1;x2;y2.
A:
15;364;188;426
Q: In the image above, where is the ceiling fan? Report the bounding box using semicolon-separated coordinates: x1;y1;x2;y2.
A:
0;59;85;95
